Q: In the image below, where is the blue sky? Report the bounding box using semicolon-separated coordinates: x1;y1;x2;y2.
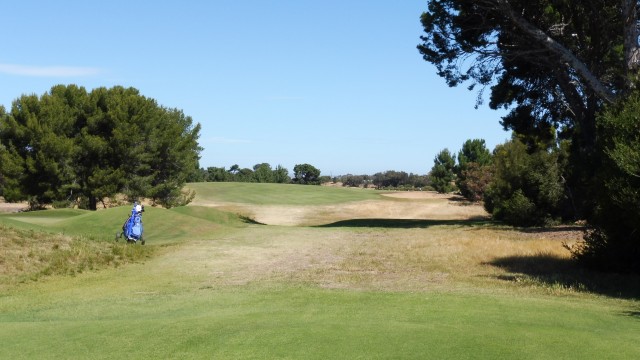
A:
1;1;510;176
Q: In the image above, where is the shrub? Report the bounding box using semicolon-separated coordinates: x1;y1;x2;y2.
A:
484;138;565;227
457;163;493;202
429;149;456;193
571;93;640;273
501;190;536;226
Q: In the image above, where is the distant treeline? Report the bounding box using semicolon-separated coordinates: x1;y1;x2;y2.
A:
190;163;324;186
190;164;430;190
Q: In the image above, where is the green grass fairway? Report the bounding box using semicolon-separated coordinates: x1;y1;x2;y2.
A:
186;182;384;205
1;183;639;359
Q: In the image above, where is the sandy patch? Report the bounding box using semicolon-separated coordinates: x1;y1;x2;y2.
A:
381;190;456;200
0;198;27;213
191;191;488;226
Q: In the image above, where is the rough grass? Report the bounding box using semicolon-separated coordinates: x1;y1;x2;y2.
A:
0;225;150;289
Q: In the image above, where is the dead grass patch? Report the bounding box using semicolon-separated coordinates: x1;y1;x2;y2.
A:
173;222;601;297
172;190;628;296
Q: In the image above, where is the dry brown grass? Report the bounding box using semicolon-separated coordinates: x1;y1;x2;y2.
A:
197;191;489;226
0;197;27;213
175;193;597;296
172;223;587;296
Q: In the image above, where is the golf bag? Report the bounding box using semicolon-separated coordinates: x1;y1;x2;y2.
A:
116;202;145;244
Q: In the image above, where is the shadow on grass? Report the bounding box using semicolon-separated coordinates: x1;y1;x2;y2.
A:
624;311;640;318
488;254;640;300
316;217;493;229
238;215;266;225
519;225;586;233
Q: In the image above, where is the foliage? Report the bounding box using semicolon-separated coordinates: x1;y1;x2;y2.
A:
417;1;634;214
429;148;456;193
340;174;367;187
572;93;640;273
418;1;627;136
194;163;291;184
456;139;492;171
0;85;201;210
293;163;321;185
253;163;274;183
455;139;493;201
272;165;291;184
457;162;493;202
366;171;428;190
484;138;565;227
0;90;77;209
372;170;407;188
418;1;640;270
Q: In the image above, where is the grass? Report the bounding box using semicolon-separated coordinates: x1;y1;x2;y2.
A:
186;182;384;205
0;225;149;289
1;182;639;359
2;284;638;359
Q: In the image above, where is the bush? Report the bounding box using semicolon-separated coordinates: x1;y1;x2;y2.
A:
571;93;640;273
500;190;536;226
429;149;456;193
457;163;493;202
484;138;565;227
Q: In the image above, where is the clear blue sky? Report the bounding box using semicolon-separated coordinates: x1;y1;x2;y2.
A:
1;1;510;176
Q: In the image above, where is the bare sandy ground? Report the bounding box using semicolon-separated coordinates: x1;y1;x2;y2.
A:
191;191;489;226
0;198;27;213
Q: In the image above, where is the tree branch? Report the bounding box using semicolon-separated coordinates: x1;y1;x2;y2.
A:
496;0;617;103
622;0;640;80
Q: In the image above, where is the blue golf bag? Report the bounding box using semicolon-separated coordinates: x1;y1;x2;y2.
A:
116;202;145;244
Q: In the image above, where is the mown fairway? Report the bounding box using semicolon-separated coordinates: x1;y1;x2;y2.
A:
1;183;639;359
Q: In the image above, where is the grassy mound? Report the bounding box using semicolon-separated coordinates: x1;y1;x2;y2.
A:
0;202;244;287
0;225;149;288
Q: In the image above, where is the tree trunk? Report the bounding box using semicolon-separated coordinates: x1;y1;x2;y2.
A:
623;0;640;89
88;195;97;211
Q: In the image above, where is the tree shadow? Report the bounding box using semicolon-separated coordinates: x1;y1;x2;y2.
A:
238;215;266;225
446;195;479;206
518;225;586;233
316;217;493;229
624;310;640;318
488;254;640;300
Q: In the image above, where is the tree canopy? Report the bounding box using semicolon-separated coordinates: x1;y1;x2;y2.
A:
430;148;456;193
293;163;321;185
455;139;493;201
418;1;639;150
419;1;640;272
0;85;201;210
